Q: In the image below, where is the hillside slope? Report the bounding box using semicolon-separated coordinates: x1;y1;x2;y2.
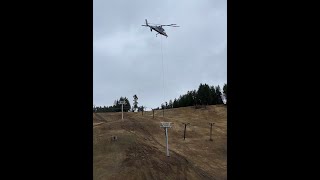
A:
93;105;227;180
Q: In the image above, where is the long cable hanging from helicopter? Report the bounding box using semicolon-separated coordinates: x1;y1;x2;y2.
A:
161;34;165;113
141;19;179;118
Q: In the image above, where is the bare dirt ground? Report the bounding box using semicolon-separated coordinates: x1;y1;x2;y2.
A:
93;105;227;180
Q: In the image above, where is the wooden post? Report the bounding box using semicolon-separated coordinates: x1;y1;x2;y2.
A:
209;123;215;141
184;124;187;140
183;123;190;140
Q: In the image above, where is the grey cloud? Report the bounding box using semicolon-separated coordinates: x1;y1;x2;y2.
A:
94;0;227;108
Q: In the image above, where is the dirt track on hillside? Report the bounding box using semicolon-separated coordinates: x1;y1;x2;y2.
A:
93;105;227;180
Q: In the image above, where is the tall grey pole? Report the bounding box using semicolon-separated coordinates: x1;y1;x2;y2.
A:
122;104;123;119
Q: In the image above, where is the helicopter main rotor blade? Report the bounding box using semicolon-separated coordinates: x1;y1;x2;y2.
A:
161;24;179;27
161;25;179;27
147;22;160;25
141;25;148;26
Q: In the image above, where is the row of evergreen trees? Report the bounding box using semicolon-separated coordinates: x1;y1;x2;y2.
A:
94;97;131;112
160;83;227;109
93;83;227;112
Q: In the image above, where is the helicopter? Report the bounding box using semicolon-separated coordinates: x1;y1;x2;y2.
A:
141;19;179;37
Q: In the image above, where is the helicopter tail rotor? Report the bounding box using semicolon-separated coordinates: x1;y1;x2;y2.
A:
141;19;149;27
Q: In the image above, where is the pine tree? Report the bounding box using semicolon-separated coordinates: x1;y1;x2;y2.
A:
123;97;131;112
197;83;210;107
173;98;178;108
133;94;138;112
210;86;217;105
215;86;223;104
191;90;198;107
169;100;173;109
178;96;182;107
197;83;204;105
138;105;144;112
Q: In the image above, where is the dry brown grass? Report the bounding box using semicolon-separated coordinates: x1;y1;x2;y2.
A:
93;105;227;180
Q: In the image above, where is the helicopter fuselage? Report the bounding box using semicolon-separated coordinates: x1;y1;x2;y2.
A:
142;19;179;37
149;25;168;37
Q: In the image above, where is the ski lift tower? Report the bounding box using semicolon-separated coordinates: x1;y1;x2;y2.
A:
119;100;127;120
160;122;172;157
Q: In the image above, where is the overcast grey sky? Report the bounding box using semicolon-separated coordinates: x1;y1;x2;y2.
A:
93;0;227;110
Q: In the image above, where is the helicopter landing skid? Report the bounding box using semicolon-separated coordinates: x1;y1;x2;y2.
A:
156;33;167;38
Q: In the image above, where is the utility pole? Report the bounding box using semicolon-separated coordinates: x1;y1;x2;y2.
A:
182;123;190;140
160;122;172;157
209;122;215;141
119;101;127;120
